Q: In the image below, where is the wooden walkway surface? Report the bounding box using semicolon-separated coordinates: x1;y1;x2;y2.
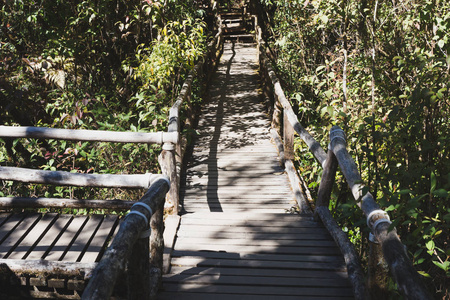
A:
0;212;118;262
159;42;354;299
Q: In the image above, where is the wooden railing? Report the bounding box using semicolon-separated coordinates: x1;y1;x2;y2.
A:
252;12;432;300
82;176;169;299
0;5;223;298
158;10;223;215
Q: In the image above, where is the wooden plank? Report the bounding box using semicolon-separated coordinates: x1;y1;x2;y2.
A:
0;213;12;226
63;215;104;262
79;215;119;263
0;125;177;144
0;213;26;243
0;166;156;189
179;218;319;228
179;212;307;221
8;213;59;259
168;266;349;279
170;257;346;271
164;273;350;287
177;225;329;235
44;215;89;261
26;214;73;260
174;237;337;247
157;292;353;300
175;231;332;241
163;215;181;274
172;243;340;256
162;283;353;297
0;213;41;258
171;251;344;263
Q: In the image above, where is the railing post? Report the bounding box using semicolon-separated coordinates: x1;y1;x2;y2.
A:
315;148;338;210
283;110;294;161
127;236;151;299
272;95;282;136
368;237;390;299
158;144;179;215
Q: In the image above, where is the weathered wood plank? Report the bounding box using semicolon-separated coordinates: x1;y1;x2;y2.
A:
0;213;41;258
168;266;349;279
0;125;177;144
0;166;156;189
177;225;329;234
164;273;350;287
162;283;353;297
26;214;73;260
170;257;346;271
175;231;331;241
171;251;344;263
8;213;58;259
0;213;25;243
79;215;119;263
157;292;353;300
171;243;340;256
0;213;12;226
163;215;181;274
63;215;104;262
44;216;89;261
0;197;134;209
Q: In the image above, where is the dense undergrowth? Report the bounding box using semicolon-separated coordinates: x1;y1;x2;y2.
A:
0;0;209;202
257;0;449;297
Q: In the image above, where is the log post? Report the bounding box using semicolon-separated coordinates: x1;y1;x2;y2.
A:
283;111;295;161
315;149;338;210
158;144;179;215
127;236;150;299
368;237;390;299
82;177;169;300
272;96;282;136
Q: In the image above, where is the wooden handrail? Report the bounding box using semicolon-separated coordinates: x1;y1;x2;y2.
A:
0;197;134;209
0;166;157;189
159;11;224;215
329;126;432;300
0;125;178;144
253;12;430;298
82;176;170;300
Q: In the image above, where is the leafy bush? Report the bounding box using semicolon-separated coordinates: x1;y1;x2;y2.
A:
259;0;449;297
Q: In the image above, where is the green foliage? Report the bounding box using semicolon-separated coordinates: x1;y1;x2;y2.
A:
0;1;208;202
261;0;449;297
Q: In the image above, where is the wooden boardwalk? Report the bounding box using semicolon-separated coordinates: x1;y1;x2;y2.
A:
159;42;354;299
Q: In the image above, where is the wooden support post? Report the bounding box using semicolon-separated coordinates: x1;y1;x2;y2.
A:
368;238;390;299
82;177;169;300
127;237;150;300
272;96;282;136
150;200;164;271
158;145;179;215
283;110;295;161
315;149;338;210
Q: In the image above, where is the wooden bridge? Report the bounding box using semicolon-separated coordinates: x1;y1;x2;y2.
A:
0;2;431;300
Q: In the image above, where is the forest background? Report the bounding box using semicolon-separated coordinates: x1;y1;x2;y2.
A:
0;0;449;298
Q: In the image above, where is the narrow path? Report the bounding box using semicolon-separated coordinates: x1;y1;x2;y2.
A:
159;42;353;299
